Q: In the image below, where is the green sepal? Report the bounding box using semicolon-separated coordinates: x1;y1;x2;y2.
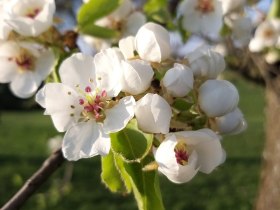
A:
110;119;153;162
79;24;119;38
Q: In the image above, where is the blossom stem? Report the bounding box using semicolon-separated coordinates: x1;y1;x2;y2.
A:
1;148;65;210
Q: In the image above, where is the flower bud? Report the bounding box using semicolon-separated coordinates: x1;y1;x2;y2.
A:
162;63;194;97
215;108;247;135
186;47;225;79
198;80;239;117
135;93;172;134
135;22;171;62
121;59;154;95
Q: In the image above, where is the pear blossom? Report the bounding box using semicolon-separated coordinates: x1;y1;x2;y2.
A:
121;59;154;95
162;63;194;97
186;47;225;79
36;52;135;161
135;93;172;134
215;108;247;135
249;18;280;52
155;129;225;183
198;80;239;117
4;0;56;37
0;41;55;98
178;0;223;35
135;22;171;62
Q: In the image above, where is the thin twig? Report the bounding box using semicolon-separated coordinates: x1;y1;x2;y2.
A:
1;148;65;210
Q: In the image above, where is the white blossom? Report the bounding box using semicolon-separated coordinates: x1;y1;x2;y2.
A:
162;63;194;97
135;93;172;134
186;47;225;79
215;108;247;135
0;41;55;98
178;0;223;35
5;0;55;37
249;18;280;52
135;22;171;62
121;59;154;95
155;129;225;183
198;80;239;117
36;52;135;161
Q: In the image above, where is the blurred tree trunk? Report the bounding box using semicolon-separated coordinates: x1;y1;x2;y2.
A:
255;76;280;210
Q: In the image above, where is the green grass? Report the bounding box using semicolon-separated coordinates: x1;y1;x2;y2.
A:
0;71;265;210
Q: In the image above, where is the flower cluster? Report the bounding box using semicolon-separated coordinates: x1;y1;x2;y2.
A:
37;22;246;183
0;0;56;98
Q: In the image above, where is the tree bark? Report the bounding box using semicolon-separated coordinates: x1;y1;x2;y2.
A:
255;71;280;210
1;149;65;210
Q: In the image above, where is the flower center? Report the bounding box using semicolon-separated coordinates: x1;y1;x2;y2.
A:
263;28;275;39
8;48;36;72
78;85;109;122
174;140;189;166
195;0;214;14
25;8;41;19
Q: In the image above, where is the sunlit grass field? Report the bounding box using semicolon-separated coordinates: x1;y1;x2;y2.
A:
0;71;265;210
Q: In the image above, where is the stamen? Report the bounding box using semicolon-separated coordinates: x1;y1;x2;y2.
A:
85;86;92;93
79;99;84;105
174;140;190;166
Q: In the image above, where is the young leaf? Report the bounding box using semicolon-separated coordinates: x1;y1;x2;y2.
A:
124;155;165;210
77;0;121;27
101;150;129;193
110;120;153;162
79;24;119;38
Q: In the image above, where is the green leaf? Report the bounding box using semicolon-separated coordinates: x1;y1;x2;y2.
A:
124;155;165;210
144;0;167;15
77;0;121;27
101;150;129;193
173;98;193;111
110;120;153;162
79;24;119;38
268;0;280;18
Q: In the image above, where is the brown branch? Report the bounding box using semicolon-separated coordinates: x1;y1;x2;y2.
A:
1;148;65;210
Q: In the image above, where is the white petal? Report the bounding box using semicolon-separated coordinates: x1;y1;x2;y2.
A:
109;0;133;21
135;93;172;134
135;22;171;62
62;121;110;161
121;59;154;95
34;48;55;79
249;38;265;52
103;96;136;133
216;108;247;135
40;83;82;132
10;72;39;98
198;80;239;117
162;63;193;97
59;53;96;89
119;36;135;59
0;58;18;83
94;48;124;97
